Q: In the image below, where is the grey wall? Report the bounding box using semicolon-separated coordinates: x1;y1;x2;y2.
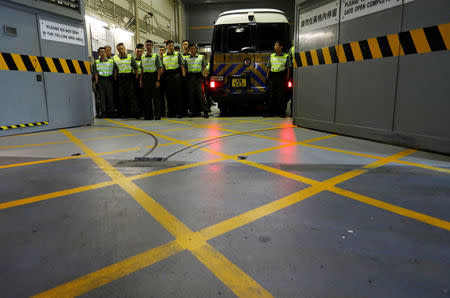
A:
0;0;93;136
186;0;295;44
293;0;450;154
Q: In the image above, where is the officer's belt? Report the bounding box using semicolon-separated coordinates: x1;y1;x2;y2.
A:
98;75;113;80
164;69;180;74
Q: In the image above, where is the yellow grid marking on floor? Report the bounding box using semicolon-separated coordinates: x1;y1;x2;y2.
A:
32;134;450;297
329;187;450;231
33;241;184;297
41;129;273;298
3;120;446;297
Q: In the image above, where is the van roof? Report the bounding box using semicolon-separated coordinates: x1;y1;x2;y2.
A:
215;8;288;25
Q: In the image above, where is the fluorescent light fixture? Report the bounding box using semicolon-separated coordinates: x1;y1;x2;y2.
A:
114;28;135;36
85;15;108;27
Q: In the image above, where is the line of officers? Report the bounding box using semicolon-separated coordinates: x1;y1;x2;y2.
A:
92;39;209;120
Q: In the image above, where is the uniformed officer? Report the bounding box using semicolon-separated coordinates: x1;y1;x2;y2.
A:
184;43;209;118
162;40;185;118
158;45;167;117
93;47;114;118
113;43;139;118
181;40;191;115
134;43;144;118
140;40;163;120
105;45;118;117
265;40;291;117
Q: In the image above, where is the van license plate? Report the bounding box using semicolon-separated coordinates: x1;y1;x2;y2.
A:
231;78;246;88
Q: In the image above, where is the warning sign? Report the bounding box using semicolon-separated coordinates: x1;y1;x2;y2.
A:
39;19;85;46
299;0;340;33
340;0;415;22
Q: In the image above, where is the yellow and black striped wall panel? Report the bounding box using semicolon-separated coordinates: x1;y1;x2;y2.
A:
0;52;91;75
1;122;48;131
294;22;449;67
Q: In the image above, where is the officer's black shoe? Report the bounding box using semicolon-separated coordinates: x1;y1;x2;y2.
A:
279;113;286;118
203;111;209;118
177;115;183;119
155;116;161;120
262;113;273;117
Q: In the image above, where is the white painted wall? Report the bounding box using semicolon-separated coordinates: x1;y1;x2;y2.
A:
85;0;186;55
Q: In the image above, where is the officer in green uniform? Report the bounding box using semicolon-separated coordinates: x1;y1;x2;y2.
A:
134;43;144;118
140;40;163;120
162;40;185;118
181;40;191;116
93;47;114;118
158;46;167;117
113;43;139;118
184;43;209;118
265;40;291;117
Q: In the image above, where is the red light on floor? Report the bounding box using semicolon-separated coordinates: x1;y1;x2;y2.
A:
210;81;216;88
288;81;293;88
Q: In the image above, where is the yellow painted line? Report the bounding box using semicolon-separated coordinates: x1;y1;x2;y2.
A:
45;57;57;73
0;155;84;169
153;127;194;133
410;28;432;54
82;133;142;141
322;47;333;64
162;118;296;143
367;37;383;59
301;143;382;159
310;49;320;65
10;53;27;71
29;55;43;72
33;241;184;298
438;23;450;50
386;33;404;56
72;60;83;74
59;58;71;73
84;61;91;74
300;51;308;66
0;140;70;149
69;127;115;132
190;244;273;297
59;128;272;297
395;160;450;174
336;44;347;63
350;41;364;61
330;186;450;231
131;158;227;181
200;185;326;240
0;180;115;211
0;53;8;70
363;149;417;169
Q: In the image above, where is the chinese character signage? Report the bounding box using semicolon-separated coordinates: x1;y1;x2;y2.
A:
299;0;340;33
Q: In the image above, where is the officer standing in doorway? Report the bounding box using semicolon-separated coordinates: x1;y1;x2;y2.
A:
162;40;185;118
134;43;145;118
140;40;163;120
113;43;139;118
105;45;118;117
265;40;291;117
184;43;209;118
93;47;114;118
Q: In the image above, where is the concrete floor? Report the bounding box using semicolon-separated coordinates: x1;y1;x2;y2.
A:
0;117;449;298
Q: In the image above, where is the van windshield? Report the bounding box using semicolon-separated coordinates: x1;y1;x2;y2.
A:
212;22;291;53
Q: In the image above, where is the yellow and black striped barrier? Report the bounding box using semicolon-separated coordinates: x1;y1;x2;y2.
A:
0;52;91;75
295;22;449;67
1;122;48;131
